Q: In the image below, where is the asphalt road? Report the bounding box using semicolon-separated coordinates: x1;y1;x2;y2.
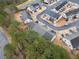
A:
36;3;79;31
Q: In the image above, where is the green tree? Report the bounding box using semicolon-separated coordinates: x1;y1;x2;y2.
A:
4;44;17;59
0;10;12;28
0;0;28;6
26;38;70;59
8;20;20;36
0;11;7;26
5;29;70;59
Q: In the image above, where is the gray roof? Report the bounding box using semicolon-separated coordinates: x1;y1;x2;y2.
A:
43;31;55;40
69;0;79;4
19;10;32;21
63;28;79;49
63;31;79;41
45;10;60;19
71;36;79;49
66;8;79;16
76;21;79;28
55;0;68;11
77;28;79;32
28;22;56;40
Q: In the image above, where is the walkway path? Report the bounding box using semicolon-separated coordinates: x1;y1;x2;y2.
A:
0;28;9;59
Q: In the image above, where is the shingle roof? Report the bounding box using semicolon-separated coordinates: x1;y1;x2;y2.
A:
77;28;79;31
43;31;55;40
55;0;68;11
45;10;60;19
63;28;79;49
63;32;79;41
66;8;79;16
71;36;79;49
69;0;79;4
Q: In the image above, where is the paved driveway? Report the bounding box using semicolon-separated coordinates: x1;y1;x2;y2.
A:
0;32;8;59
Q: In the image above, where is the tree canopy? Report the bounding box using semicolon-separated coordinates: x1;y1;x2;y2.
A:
0;0;28;6
0;10;8;26
4;22;70;59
